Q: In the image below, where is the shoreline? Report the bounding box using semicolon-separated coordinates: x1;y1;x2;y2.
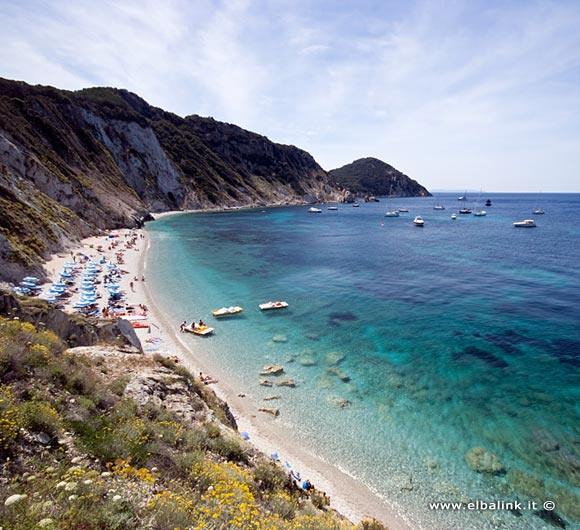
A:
42;221;414;530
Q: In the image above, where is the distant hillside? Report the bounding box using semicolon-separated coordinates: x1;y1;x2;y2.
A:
0;78;340;282
329;157;430;197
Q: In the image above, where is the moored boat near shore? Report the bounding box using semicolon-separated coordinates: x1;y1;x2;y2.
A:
259;301;289;310
184;323;215;335
212;306;243;317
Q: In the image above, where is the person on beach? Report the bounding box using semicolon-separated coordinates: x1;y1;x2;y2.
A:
179;321;187;332
141;275;145;281
130;281;134;291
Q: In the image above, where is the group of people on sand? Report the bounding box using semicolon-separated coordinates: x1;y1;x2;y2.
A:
179;319;206;332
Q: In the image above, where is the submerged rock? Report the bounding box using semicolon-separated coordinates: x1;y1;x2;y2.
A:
326;366;350;382
465;447;505;475
260;379;273;387
259;408;280;417
276;378;296;388
260;365;284;376
272;334;288;343
299;357;317;366
325;351;345;365
329;397;352;409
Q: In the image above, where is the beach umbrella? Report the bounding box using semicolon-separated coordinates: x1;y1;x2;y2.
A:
74;301;91;308
20;281;38;288
59;272;73;279
23;276;40;283
52;282;67;287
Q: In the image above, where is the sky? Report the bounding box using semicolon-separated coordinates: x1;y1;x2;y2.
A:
1;0;580;192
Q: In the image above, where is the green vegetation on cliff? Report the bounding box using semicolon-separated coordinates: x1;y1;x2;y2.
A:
0;309;388;530
0;78;341;282
329;157;430;198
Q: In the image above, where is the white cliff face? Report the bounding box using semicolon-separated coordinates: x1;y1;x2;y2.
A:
80;110;184;210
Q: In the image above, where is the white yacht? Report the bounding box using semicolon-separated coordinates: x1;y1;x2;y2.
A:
513;219;536;228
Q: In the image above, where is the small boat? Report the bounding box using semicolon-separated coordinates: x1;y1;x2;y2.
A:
459;208;472;214
327;206;338;210
458;195;467;201
451;213;457;219
352;203;360;207
413;216;425;227
485;199;492;206
398;208;409;213
211;306;243;317
433;198;446;210
473;210;487;216
308;207;322;213
184;323;214;335
513;219;536;228
384;211;400;217
259;301;289;311
533;192;544;214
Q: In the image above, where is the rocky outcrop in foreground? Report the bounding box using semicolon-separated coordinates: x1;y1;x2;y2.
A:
0;301;388;529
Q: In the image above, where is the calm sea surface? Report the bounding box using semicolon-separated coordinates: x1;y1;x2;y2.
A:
146;193;580;530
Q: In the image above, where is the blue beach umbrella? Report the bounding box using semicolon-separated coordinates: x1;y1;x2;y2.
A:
23;276;40;283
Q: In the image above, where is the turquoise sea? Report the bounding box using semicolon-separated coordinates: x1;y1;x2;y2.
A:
146;193;580;530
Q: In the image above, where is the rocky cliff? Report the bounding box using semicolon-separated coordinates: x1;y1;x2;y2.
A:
0;79;337;282
329;157;431;198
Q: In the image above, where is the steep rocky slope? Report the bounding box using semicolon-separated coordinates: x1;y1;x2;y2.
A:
0;298;388;530
0;79;337;282
329;157;431;198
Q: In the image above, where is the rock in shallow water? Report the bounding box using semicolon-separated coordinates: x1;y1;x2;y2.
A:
260;365;284;376
465;447;505;475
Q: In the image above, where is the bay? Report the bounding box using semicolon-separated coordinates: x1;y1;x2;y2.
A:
146;193;580;530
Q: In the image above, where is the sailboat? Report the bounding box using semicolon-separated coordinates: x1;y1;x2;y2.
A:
533;192;545;214
433;196;446;210
473;190;487;216
384;194;400;217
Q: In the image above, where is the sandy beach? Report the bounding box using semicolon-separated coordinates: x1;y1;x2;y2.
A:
42;224;414;530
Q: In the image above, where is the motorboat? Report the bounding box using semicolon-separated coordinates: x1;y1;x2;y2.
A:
473;210;487;216
533;208;545;215
413;216;425;227
433;205;446;210
259;301;289;311
184;323;214;335
513;219;536;228
327;206;338;210
398;208;409;213
308;207;322;213
485;199;492;206
459;208;472;214
458;194;467;201
352;203;360;207
211;306;243;317
384;211;400;217
451;213;457;220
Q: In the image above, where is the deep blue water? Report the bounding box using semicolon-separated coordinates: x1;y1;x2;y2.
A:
146;193;580;530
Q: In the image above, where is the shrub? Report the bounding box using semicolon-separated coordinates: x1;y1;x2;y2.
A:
0;385;21;451
20;401;62;439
